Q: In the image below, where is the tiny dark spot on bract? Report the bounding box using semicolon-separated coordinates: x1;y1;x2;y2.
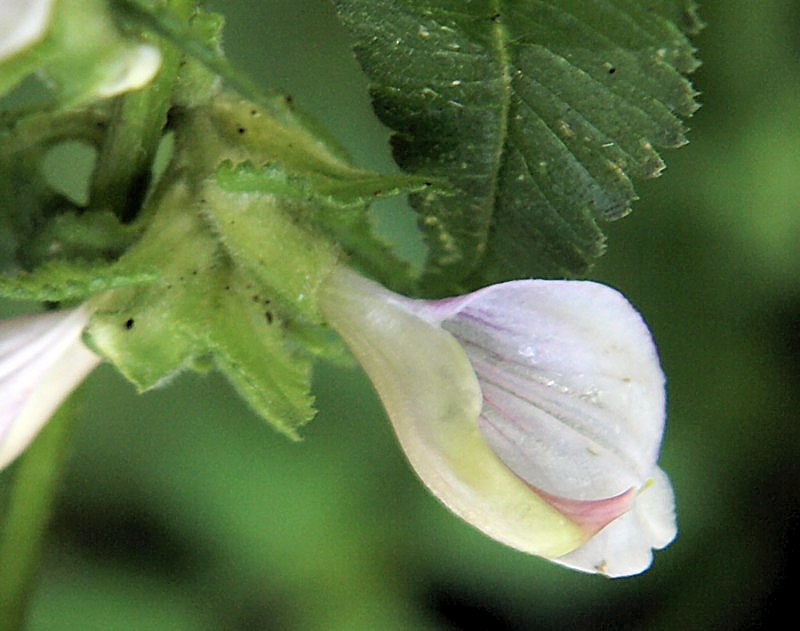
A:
608;66;617;74
490;12;501;21
125;318;135;330
250;109;257;116
265;311;273;324
238;127;246;134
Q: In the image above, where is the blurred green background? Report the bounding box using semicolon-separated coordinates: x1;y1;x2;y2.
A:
3;0;800;628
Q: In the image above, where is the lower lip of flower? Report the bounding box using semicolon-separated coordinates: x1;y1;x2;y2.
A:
528;484;638;537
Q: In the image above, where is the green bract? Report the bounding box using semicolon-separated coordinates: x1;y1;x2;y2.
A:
83;91;422;438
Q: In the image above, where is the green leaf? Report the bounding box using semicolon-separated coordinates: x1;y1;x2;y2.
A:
213;160;437;291
213;159;436;207
333;0;701;292
0;260;157;302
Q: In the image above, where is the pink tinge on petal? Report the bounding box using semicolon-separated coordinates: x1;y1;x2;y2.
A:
320;267;675;573
532;485;637;537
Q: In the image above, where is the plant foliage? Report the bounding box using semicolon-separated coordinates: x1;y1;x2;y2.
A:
333;0;702;293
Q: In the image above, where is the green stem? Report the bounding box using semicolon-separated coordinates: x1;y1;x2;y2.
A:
88;13;182;223
0;396;79;631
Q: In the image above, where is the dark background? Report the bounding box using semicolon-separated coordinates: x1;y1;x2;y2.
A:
3;1;799;628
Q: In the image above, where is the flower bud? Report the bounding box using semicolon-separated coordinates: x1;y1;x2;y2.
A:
0;306;100;469
0;0;162;104
319;267;676;576
0;0;54;62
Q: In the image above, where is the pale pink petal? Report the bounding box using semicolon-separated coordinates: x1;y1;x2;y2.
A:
0;306;101;469
412;280;665;502
321;267;675;575
320;268;587;559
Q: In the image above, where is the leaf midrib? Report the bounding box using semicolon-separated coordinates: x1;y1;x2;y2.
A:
487;0;512;260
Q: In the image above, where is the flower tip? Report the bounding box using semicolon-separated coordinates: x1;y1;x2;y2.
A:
0;0;54;62
94;44;163;98
554;468;677;577
0;306;100;470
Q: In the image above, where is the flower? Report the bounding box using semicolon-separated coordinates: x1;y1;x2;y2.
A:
0;0;54;62
319;267;676;577
0;305;100;470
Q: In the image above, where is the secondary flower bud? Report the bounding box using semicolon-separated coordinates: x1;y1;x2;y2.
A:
319;267;676;576
0;305;100;469
0;0;162;104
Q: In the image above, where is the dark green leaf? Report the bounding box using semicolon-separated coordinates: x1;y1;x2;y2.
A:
333;0;701;292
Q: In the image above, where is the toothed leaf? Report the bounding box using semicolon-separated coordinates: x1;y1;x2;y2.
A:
333;0;701;292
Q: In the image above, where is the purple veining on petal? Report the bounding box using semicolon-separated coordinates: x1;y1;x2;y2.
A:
454;334;643;469
474;353;638;459
458;310;517;334
320;267;674;574
429;280;665;500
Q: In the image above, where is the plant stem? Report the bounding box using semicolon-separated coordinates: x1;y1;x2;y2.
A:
88;14;182;223
0;396;79;631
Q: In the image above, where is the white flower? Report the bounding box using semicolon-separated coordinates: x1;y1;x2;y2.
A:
0;0;55;62
92;43;162;98
319;267;676;577
0;305;100;469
